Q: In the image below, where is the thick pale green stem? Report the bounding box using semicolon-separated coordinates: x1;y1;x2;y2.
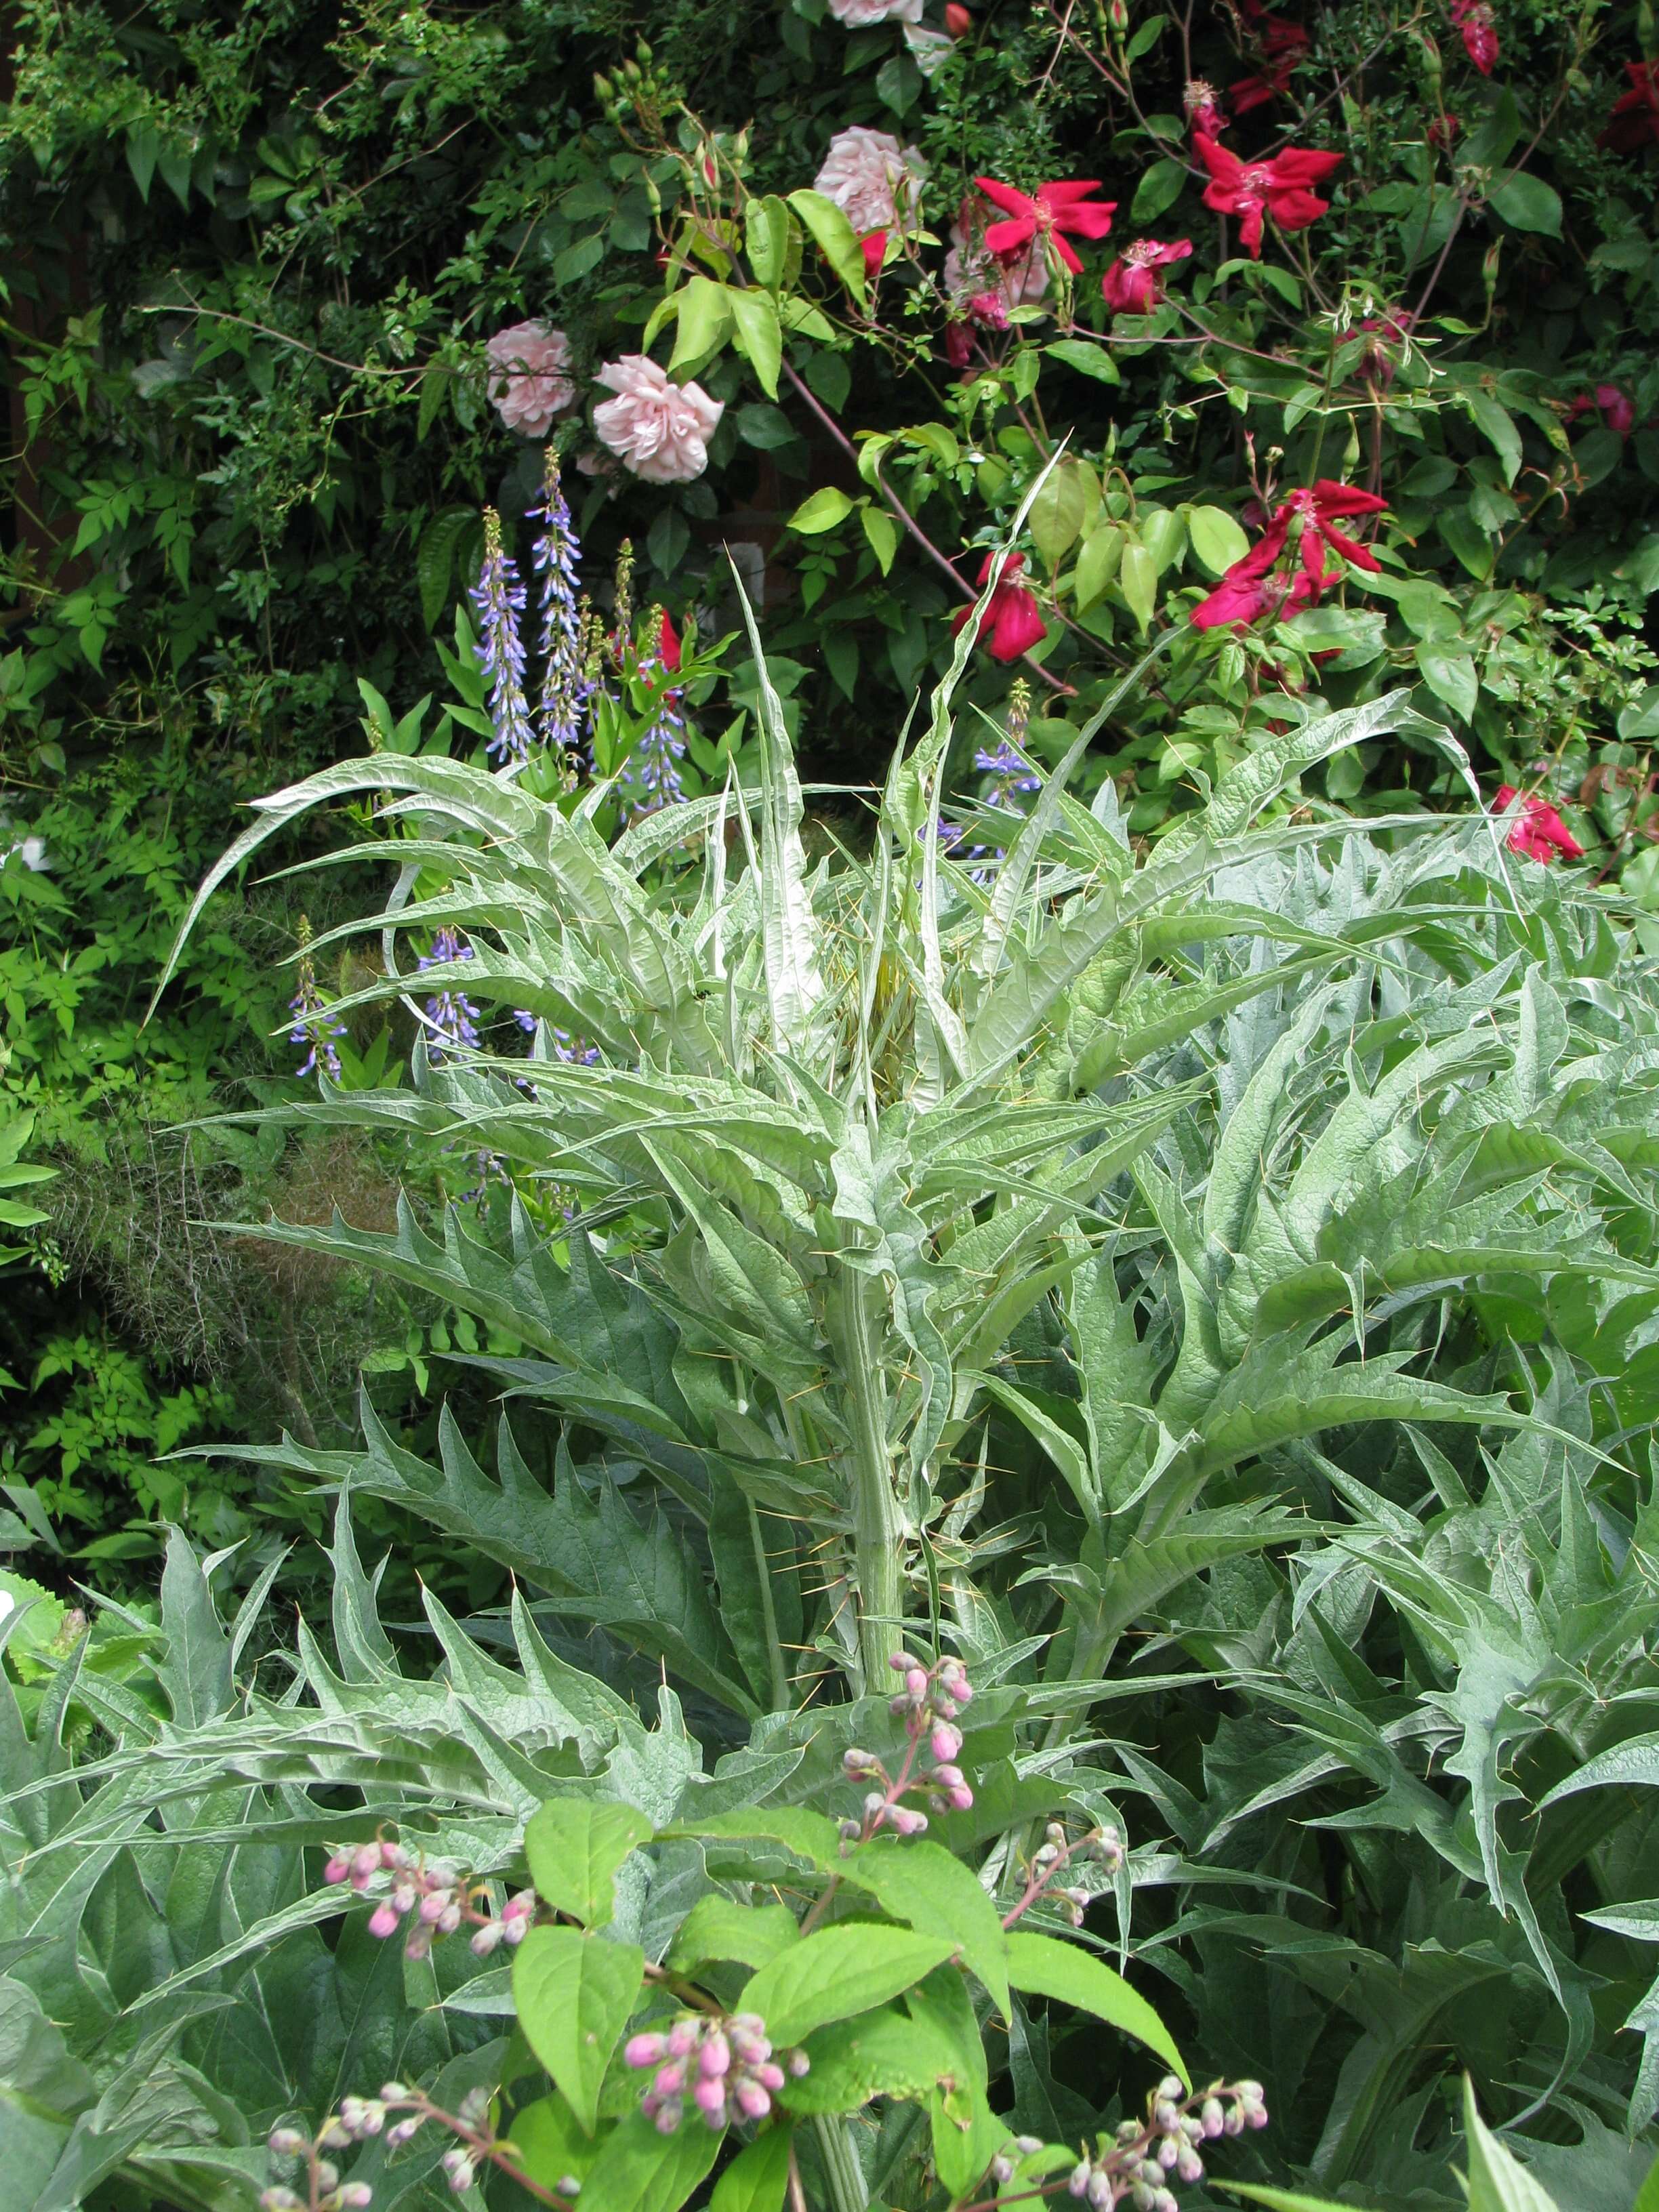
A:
813;2115;869;2212
838;1261;903;1692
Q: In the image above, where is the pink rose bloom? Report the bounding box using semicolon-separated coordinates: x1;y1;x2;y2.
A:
945;198;1050;317
1101;238;1193;314
485;322;576;437
592;356;724;484
825;0;923;22
814;126;926;238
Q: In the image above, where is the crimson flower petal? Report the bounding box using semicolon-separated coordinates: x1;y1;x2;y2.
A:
973;177;1037;220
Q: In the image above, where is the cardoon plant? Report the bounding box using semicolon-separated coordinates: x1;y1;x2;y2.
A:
141;524;1659;2206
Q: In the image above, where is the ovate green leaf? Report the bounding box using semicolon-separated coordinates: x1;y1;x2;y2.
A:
838;1838;1010;2016
524;1800;653;1929
577;2108;723;2212
710;2125;795;2212
1004;1929;1185;2079
514;1928;645;2134
741;1925;955;2045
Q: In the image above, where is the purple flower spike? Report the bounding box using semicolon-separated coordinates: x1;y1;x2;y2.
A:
417;928;481;1060
470;507;535;767
530;452;593;761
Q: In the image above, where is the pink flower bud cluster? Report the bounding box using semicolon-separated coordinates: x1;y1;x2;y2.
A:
1063;2078;1267;2209
987;2134;1048;2184
1025;1819;1124;1927
264;2084;572;2211
322;1838;534;1961
624;2011;809;2134
836;1650;979;1844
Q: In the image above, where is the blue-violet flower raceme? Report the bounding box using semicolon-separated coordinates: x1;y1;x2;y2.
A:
529;453;592;760
470;508;535;767
417;928;481;1059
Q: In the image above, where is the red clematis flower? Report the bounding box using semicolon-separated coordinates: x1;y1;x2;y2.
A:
1568;383;1636;438
861;230;890;275
1450;0;1498;73
945;1;972;31
1231;19;1311;112
972;176;1117;274
953;552;1048;661
1101;237;1194;314
1601;59;1659;151
1184;79;1228;134
1493;785;1584;863
1190;480;1387;628
1193;131;1342;256
1192;565;1328;630
657;610;682;676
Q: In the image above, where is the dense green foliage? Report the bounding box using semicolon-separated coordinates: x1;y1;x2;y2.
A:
7;617;1656;2207
4;0;1659;2200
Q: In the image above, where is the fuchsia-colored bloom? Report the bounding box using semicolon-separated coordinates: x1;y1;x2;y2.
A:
1101;237;1193;313
1601;59;1659;150
1191;480;1387;629
1493;786;1585;863
1193;132;1342;255
945;1;972;30
972;176;1117;273
1450;0;1498;73
1231;18;1311;112
1184;78;1228;134
1568;383;1637;438
954;552;1048;661
657;609;682;674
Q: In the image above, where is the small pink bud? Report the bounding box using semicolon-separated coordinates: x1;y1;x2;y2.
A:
755;2061;785;2092
418;1890;449;1923
888;1651;921;1673
626;2033;668;2069
735;2080;772;2118
789;2049;811;2077
351;1843;380;1883
324;1855;350;1885
437;1903;462;1933
930;1723;962;1761
653;2100;682;2134
931;1762;964;1789
903;1667;928;1699
699;2032;731;2078
947;1784;974;1811
470;1923;502;1957
889;1805;928;1836
380;1840;404;1868
693;2076;727;2118
367;1903;401;1940
667;2020;699;2057
653;2062;687;2099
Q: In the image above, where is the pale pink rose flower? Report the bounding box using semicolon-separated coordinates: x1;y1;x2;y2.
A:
485;322;577;436
825;0;924;22
592;356;724;484
813;127;926;237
